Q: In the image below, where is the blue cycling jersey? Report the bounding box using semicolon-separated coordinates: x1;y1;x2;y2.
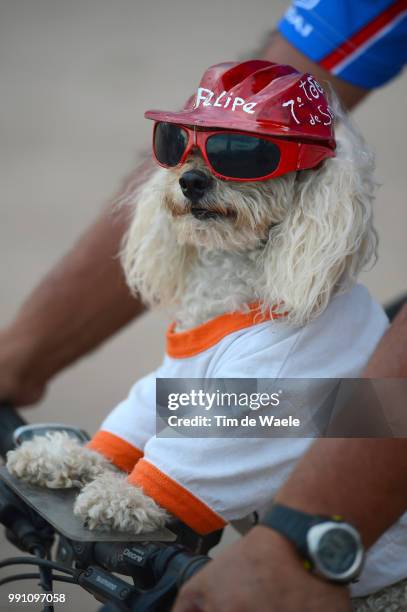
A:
278;0;407;88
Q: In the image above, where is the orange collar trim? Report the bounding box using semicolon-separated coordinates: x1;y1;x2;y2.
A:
166;302;287;359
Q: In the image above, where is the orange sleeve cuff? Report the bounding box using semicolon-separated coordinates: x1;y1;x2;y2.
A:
128;458;226;535
87;430;143;473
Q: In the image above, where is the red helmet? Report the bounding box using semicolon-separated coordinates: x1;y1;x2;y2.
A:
145;60;335;147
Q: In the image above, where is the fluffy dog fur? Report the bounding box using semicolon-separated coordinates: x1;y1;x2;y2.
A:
7;92;377;533
7;432;115;488
121;94;376;329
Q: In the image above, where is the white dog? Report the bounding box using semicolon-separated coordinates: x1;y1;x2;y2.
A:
7;61;387;537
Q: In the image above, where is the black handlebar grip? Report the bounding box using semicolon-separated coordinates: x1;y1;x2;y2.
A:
0;403;26;459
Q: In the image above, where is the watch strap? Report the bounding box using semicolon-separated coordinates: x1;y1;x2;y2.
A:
261;503;335;559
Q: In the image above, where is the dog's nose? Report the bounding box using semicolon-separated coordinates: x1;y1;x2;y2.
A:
179;170;212;201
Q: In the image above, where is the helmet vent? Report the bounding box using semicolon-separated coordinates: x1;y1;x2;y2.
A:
246;65;297;95
221;60;270;92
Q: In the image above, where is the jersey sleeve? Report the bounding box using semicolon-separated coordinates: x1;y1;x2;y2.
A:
278;0;407;88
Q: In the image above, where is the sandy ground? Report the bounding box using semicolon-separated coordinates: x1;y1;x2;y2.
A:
0;1;406;610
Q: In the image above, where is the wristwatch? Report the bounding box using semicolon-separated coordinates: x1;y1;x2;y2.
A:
261;503;364;583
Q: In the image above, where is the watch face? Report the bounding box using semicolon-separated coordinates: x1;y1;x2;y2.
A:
316;528;358;574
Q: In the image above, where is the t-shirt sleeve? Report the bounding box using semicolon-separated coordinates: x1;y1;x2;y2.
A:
128;433;312;534
87;371;158;472
278;0;407;88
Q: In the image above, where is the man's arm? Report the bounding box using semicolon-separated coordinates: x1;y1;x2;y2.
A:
0;160;152;406
275;303;407;546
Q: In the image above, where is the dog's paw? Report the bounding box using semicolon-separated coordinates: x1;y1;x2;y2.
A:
73;471;169;533
6;432;111;489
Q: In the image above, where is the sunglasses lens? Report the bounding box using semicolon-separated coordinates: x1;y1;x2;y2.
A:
154;122;188;167
206;133;281;179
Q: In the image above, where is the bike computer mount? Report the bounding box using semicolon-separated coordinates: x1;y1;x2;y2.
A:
13;423;91;446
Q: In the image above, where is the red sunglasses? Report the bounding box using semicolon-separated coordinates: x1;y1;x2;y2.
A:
152;121;335;182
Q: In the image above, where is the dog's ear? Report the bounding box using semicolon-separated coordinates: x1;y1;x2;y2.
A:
259;103;377;326
120;168;194;308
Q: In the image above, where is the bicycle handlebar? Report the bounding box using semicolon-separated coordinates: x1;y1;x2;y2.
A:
0;403;213;610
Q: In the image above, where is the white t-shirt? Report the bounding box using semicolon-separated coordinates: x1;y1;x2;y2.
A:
88;284;403;597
